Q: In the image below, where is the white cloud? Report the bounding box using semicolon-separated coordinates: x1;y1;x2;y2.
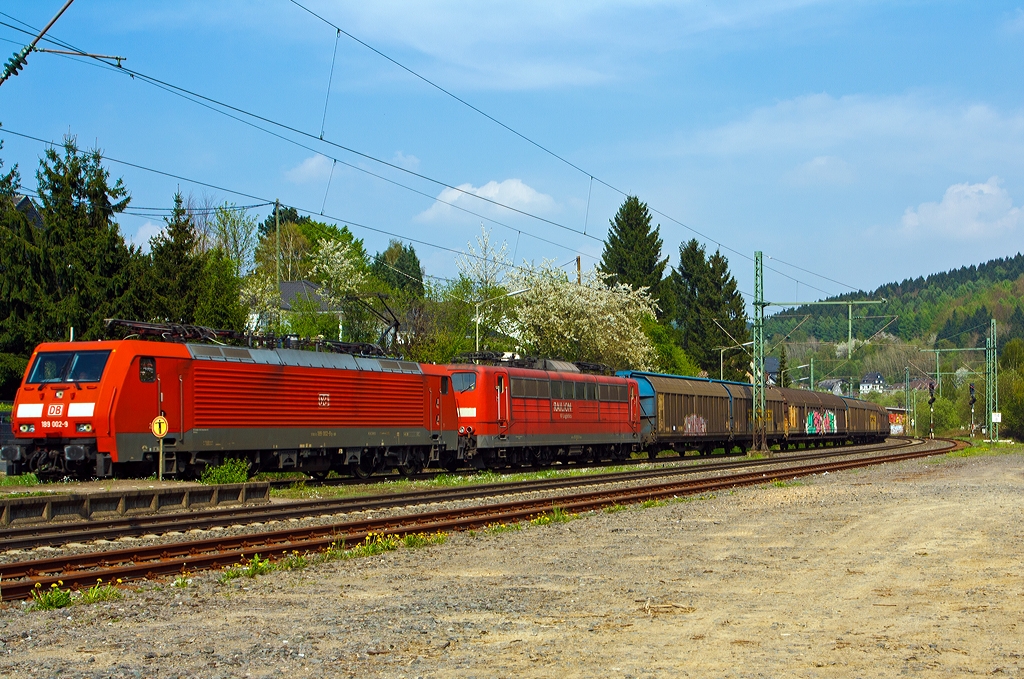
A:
1004;8;1024;33
684;93;1024;163
261;0;852;90
786;155;854;186
285;154;333;184
416;178;556;222
392;151;420;170
129;222;164;253
901;177;1022;240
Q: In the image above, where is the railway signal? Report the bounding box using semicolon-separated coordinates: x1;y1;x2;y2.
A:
969;382;976;438
151;415;169;481
928;381;935;439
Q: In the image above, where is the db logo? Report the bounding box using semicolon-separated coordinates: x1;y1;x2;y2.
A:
47;403;64;417
318;393;330;408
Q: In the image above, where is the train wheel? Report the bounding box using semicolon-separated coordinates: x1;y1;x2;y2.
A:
398;457;424;477
648;449;659;460
348;460;374;479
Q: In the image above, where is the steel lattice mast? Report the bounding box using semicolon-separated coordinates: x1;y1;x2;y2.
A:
752;251;767;453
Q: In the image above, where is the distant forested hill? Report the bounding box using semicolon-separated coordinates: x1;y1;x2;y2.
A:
766;253;1024;349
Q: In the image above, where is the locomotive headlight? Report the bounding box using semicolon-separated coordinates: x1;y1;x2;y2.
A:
19;424;34;433
76;423;93;433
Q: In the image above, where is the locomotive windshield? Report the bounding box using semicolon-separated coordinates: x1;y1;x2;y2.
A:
451;372;477;393
27;350;112;384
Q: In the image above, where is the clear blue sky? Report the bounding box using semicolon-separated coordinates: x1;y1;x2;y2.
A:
2;1;1024;306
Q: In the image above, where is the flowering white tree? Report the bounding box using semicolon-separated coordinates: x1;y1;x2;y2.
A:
456;226;511;291
308;238;367;308
505;261;659;370
241;269;280;333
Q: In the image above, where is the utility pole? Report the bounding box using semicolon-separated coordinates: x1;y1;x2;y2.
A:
752;252;767;454
576;256;581;285
275;199;281;331
0;0;77;87
904;366;910;435
809;357;814;391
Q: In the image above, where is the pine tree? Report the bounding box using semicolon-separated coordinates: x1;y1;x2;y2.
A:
31;138;139;342
149;193;208;323
599;196;668;308
371;239;424;297
668;239;750;380
777;343;790;388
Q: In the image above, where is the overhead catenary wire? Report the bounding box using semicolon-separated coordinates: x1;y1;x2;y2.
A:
0;19;598;265
284;1;841;298
0;14;601;247
4;9;837;300
0;126;582;282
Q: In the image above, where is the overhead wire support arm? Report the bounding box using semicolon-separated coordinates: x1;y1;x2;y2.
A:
763;299;886;360
0;0;76;86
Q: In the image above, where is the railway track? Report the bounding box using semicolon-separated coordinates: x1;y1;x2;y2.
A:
1;439;913;552
0;437;962;602
261;438;888;489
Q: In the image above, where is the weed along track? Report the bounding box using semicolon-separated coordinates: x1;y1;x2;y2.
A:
1;438;913;552
0;438;960;602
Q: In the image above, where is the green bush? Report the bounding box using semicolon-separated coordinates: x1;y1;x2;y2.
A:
201;458;250;485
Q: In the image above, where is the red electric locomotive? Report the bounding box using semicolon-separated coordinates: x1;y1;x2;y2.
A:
2;339;459;479
444;360;641;469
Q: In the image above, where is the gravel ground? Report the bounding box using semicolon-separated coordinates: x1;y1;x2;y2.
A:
2;445;1021;678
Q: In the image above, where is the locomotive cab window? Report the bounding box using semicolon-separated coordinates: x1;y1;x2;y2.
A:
450;372;476;393
441;376;450;395
139;357;156;383
27;350;111;384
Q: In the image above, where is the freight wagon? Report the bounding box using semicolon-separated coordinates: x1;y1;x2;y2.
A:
620;371;889;455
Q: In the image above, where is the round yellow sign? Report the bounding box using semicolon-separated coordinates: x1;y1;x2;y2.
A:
151;415;169;439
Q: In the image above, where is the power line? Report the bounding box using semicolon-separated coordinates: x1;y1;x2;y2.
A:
0;126;576;281
284;1;839;298
0;19;597;265
0;13;601;247
6;8;837;299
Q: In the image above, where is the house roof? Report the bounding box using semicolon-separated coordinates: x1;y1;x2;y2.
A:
764;356;780;373
279;280;334;312
861;371;885;383
12;194;43;229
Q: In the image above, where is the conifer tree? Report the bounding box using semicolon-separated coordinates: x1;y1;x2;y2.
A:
599;196;668;308
31;138;142;342
777;343;790;387
371;239;424;297
668;239;750;380
149;193;207;323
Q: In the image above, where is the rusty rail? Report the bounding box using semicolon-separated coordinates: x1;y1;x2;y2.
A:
0;438;960;601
